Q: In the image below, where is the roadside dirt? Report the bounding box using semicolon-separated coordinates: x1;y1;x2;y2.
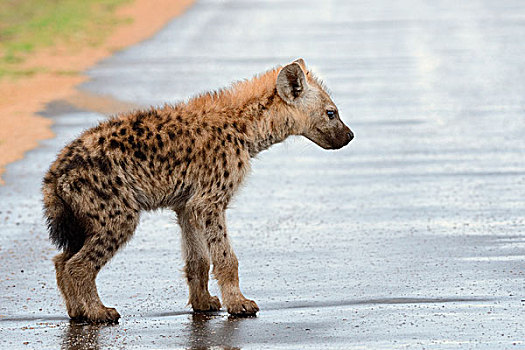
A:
0;0;194;184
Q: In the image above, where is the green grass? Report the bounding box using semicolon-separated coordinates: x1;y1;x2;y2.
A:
0;0;132;79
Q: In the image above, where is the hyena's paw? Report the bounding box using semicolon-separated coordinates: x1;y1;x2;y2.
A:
226;297;259;317
192;295;222;312
84;306;121;323
66;304;85;321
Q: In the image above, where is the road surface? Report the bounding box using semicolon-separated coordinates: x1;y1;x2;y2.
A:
1;0;524;348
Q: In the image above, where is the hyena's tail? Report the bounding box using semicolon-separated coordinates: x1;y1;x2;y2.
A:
42;176;86;253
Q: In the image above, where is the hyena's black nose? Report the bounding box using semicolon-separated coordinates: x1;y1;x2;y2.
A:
347;130;354;141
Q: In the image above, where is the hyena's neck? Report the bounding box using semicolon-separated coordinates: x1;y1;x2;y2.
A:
248;111;297;156
185;69;300;157
240;91;299;157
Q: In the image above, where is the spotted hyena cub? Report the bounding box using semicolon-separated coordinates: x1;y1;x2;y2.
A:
42;59;353;323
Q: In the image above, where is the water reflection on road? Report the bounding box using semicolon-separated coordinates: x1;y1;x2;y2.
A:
61;314;245;350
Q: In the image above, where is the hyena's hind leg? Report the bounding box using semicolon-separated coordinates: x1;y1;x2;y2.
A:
176;206;221;312
53;251;84;319
64;211;139;323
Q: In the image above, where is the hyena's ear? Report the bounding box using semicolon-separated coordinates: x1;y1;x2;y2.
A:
276;62;307;104
293;58;306;70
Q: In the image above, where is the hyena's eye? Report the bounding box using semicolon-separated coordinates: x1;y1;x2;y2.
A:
326;110;336;120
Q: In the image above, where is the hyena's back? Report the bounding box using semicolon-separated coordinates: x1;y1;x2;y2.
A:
43;106;244;254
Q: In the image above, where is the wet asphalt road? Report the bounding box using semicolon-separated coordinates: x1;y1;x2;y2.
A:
1;0;525;348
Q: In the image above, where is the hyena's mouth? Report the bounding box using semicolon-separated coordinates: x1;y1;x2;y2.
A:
317;127;353;150
314;127;344;150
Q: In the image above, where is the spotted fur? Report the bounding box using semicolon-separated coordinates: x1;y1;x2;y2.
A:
42;59;353;322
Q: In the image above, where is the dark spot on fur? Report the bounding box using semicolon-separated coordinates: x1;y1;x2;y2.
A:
168;131;175;140
120;160;127;172
43;175;53;184
85;156;94;167
217;127;222;134
110;119;123;127
109;139;120;149
94;156;111;174
238;161;243;169
120;128;127;135
115;176;123;186
98;137;105;145
64;154;86;172
87;213;100;221
206;219;211;226
134;150;147;161
122;198;132;209
71;180;81;192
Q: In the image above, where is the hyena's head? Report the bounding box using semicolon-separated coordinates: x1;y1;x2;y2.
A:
276;58;354;149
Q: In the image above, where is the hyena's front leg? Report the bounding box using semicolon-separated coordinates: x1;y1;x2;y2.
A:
177;207;221;312
205;210;259;316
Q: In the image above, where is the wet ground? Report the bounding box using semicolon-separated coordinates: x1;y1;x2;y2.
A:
1;0;525;348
